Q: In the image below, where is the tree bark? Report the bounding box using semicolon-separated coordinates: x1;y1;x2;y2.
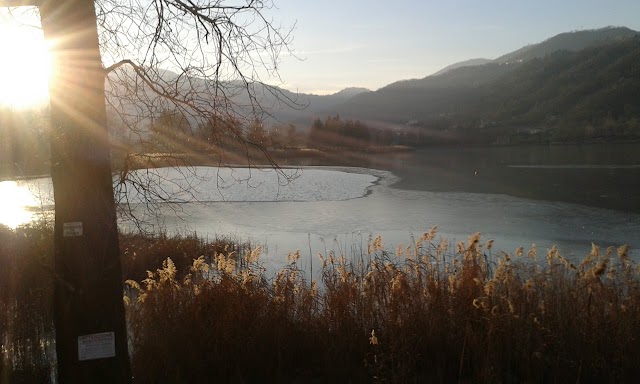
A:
39;1;131;382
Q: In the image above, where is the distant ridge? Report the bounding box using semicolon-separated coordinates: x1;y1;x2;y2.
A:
107;26;640;138
106;65;371;127
495;26;639;63
330;27;640;144
432;58;493;76
330;87;371;98
428;27;640;78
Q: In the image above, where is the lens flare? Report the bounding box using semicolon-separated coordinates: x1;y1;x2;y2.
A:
0;14;51;109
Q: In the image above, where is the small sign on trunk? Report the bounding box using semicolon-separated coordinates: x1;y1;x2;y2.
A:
63;222;83;237
78;332;116;361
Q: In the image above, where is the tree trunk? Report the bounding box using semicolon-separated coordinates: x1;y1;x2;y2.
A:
39;1;131;382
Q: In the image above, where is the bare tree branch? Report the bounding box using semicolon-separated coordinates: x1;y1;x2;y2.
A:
93;0;304;226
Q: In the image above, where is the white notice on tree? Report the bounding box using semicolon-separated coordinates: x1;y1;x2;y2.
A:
78;332;115;361
63;222;83;237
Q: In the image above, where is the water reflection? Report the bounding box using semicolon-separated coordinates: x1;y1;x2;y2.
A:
0;181;39;228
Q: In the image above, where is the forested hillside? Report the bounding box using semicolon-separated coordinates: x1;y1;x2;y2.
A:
338;35;640;145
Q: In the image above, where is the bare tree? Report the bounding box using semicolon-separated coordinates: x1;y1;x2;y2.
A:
2;1;297;383
6;0;301;218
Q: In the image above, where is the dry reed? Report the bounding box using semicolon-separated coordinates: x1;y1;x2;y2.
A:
2;224;640;383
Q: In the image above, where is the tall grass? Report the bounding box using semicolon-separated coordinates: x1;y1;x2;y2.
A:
2;224;639;383
0;224;55;384
0;224;247;383
125;229;640;383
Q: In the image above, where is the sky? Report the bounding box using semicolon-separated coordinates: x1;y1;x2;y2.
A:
268;0;640;95
1;1;640;100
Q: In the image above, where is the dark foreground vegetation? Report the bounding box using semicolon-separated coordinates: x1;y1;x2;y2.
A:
2;223;639;383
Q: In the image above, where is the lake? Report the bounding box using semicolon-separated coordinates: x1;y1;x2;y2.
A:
2;143;640;273
389;143;640;213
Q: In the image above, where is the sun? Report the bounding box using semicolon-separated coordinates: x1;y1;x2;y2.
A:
0;13;51;109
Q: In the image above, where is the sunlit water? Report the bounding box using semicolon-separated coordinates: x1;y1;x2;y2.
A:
5;165;640;274
0;180;51;228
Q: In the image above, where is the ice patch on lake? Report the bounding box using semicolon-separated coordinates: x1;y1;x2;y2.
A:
14;166;385;208
120;166;381;204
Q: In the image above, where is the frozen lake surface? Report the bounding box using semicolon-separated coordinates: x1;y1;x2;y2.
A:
5;164;640;273
119;166;379;203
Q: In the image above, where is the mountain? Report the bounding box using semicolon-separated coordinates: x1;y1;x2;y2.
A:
336;61;517;124
474;38;640;142
107;27;639;144
330;27;640;144
495;26;639;63
432;58;493;76
419;27;637;84
255;86;371;125
331;87;371;98
105;66;370;130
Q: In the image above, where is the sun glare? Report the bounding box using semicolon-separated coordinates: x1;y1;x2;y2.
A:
0;180;38;228
0;13;51;109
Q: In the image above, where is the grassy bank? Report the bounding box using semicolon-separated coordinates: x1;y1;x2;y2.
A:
2;224;639;383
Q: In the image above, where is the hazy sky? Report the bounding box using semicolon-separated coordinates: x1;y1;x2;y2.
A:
269;0;640;95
